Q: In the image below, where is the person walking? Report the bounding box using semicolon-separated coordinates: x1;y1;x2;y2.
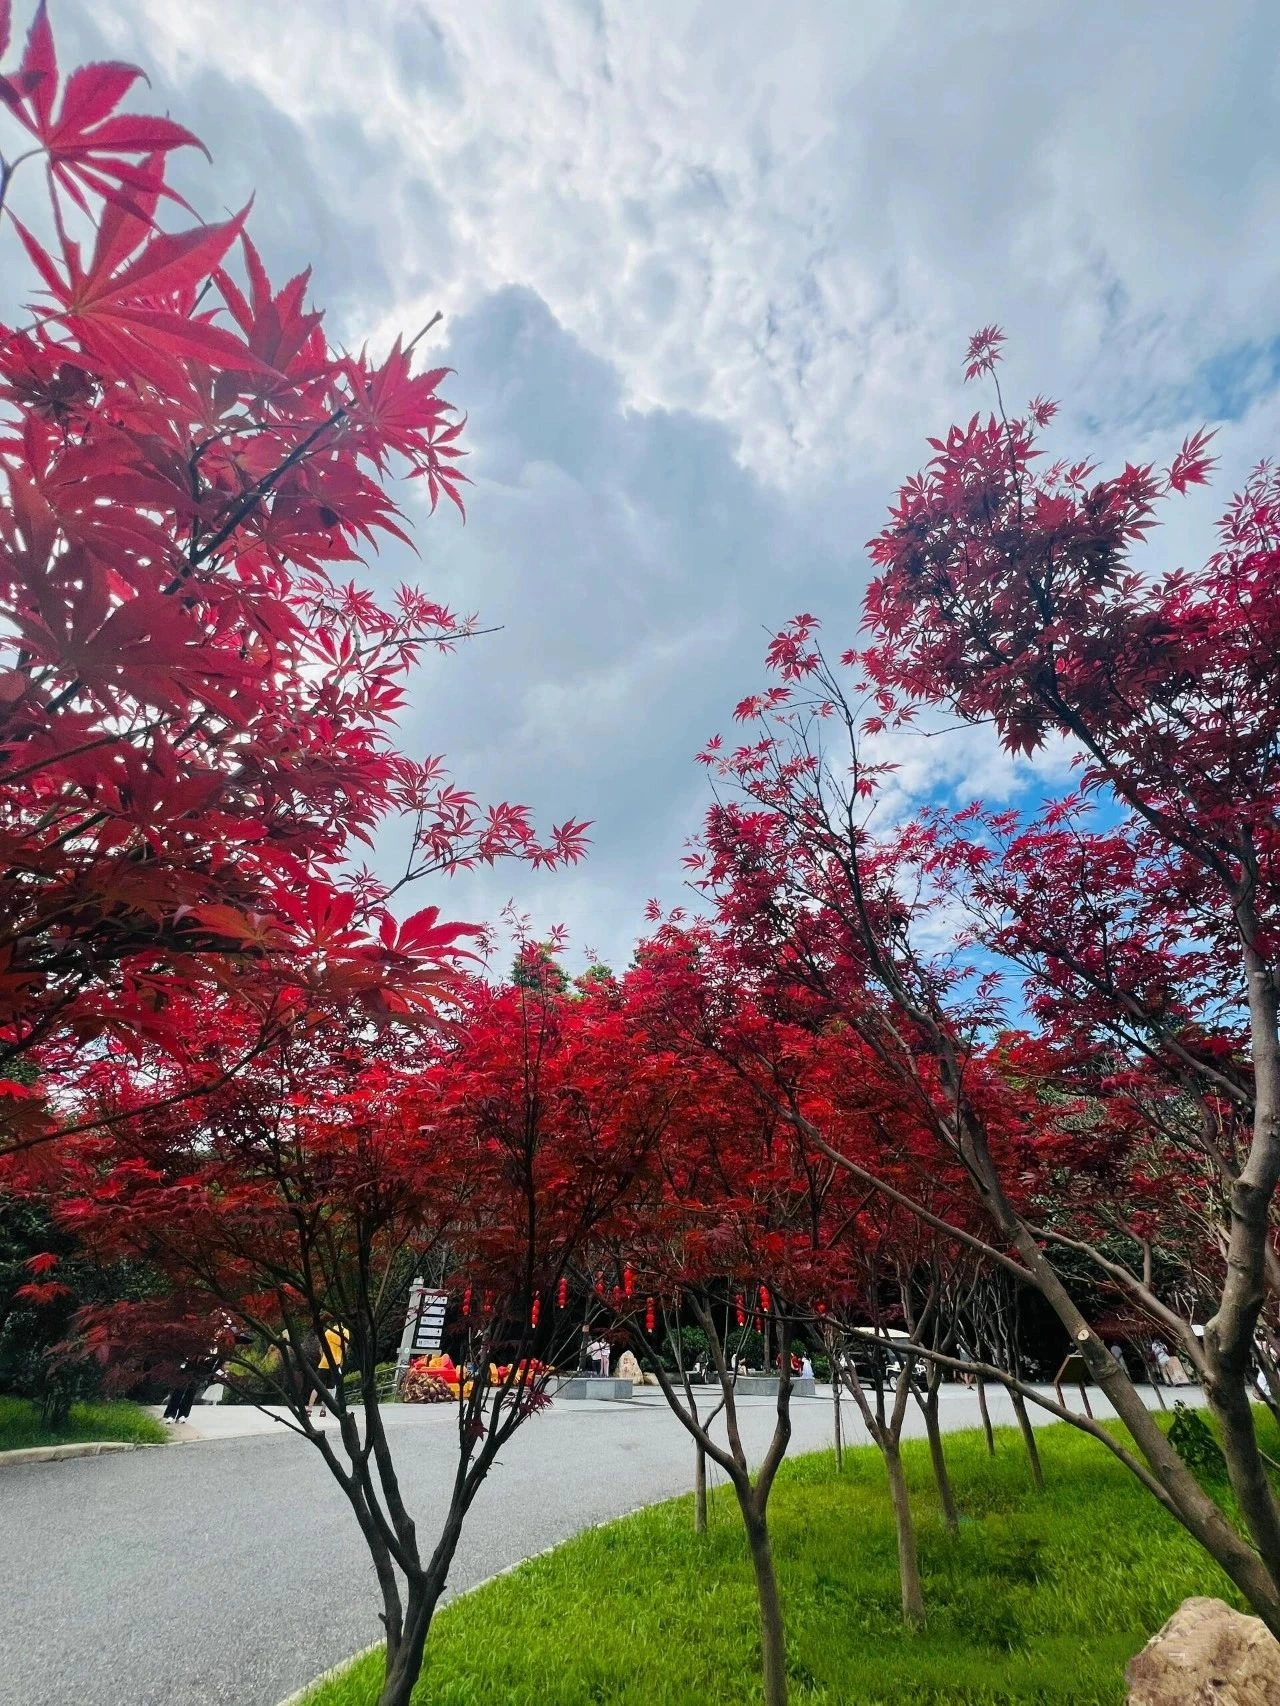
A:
305;1323;347;1417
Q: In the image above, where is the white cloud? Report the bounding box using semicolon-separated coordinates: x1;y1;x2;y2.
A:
87;0;1280;486
23;0;1280;965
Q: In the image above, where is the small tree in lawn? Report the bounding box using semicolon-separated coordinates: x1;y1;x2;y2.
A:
961;1266;1045;1485
615;942;865;1706
798;1014;984;1547
823;1229;932;1628
634;940;981;1631
61;966;665;1706
0;2;586;1164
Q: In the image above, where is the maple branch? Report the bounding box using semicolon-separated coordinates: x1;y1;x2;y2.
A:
1;1018;289;1159
186;406;348;574
404;311;444;355
0;147;42;224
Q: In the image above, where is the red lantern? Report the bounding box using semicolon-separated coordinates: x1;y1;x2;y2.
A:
759;1284;772;1314
482;1290;493;1315
624;1263;635;1299
816;1300;827;1317
645;1296;656;1334
735;1293;746;1327
557;1276;568;1309
461;1286;472;1318
531;1293;541;1327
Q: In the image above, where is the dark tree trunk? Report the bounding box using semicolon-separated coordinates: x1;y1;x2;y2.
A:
1202;922;1280;1598
742;1501;788;1706
695;1441;708;1533
965;1115;1280;1626
377;1578;439;1706
883;1442;925;1628
976;1378;996;1455
922;1391;959;1532
1009;1387;1044;1492
833;1372;844;1473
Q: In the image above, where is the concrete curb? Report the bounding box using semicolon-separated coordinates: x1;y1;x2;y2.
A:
275;1498;658;1706
0;1439;159;1467
276;1638;384;1706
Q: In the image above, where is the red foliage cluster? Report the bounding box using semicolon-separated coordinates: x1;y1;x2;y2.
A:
0;2;586;1159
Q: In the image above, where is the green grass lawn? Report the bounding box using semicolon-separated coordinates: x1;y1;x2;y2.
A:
0;1393;167;1452
304;1418;1254;1706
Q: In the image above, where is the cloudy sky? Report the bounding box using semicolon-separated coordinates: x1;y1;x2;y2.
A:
45;1;1280;967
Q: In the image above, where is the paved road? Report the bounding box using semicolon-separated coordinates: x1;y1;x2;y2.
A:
0;1383;1189;1706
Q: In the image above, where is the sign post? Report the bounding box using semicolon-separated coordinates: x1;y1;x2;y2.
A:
396;1279;448;1380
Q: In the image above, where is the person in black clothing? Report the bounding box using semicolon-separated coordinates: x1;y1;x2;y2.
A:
162;1352;220;1422
162;1361;199;1422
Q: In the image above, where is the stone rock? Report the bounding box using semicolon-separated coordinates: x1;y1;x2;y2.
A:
615;1350;643;1384
1126;1596;1280;1705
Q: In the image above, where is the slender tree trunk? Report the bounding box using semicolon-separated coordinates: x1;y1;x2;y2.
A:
976;1379;996;1455
742;1500;788;1706
1009;1387;1044;1492
377;1577;439;1706
1004;1221;1280;1617
1142;1352;1168;1410
1208;1365;1280;1583
883;1441;925;1629
1202;921;1280;1591
833;1372;844;1473
695;1441;708;1533
923;1391;959;1532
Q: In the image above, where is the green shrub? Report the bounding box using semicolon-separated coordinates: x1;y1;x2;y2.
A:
1169;1402;1227;1482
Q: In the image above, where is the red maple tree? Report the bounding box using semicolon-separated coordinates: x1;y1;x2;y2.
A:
0;1;586;1160
860;328;1280;1611
61;964;668;1706
685;580;1280;1623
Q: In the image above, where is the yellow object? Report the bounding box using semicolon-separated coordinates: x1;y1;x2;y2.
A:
323;1327;346;1371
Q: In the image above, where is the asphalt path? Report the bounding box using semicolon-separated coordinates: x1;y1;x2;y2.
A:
1;1382;1191;1706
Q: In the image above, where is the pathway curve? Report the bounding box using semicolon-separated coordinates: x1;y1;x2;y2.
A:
0;1383;1187;1706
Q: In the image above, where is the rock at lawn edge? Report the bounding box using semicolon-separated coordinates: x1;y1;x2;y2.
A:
1126;1596;1280;1704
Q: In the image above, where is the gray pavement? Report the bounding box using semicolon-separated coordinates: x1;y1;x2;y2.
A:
0;1383;1191;1706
